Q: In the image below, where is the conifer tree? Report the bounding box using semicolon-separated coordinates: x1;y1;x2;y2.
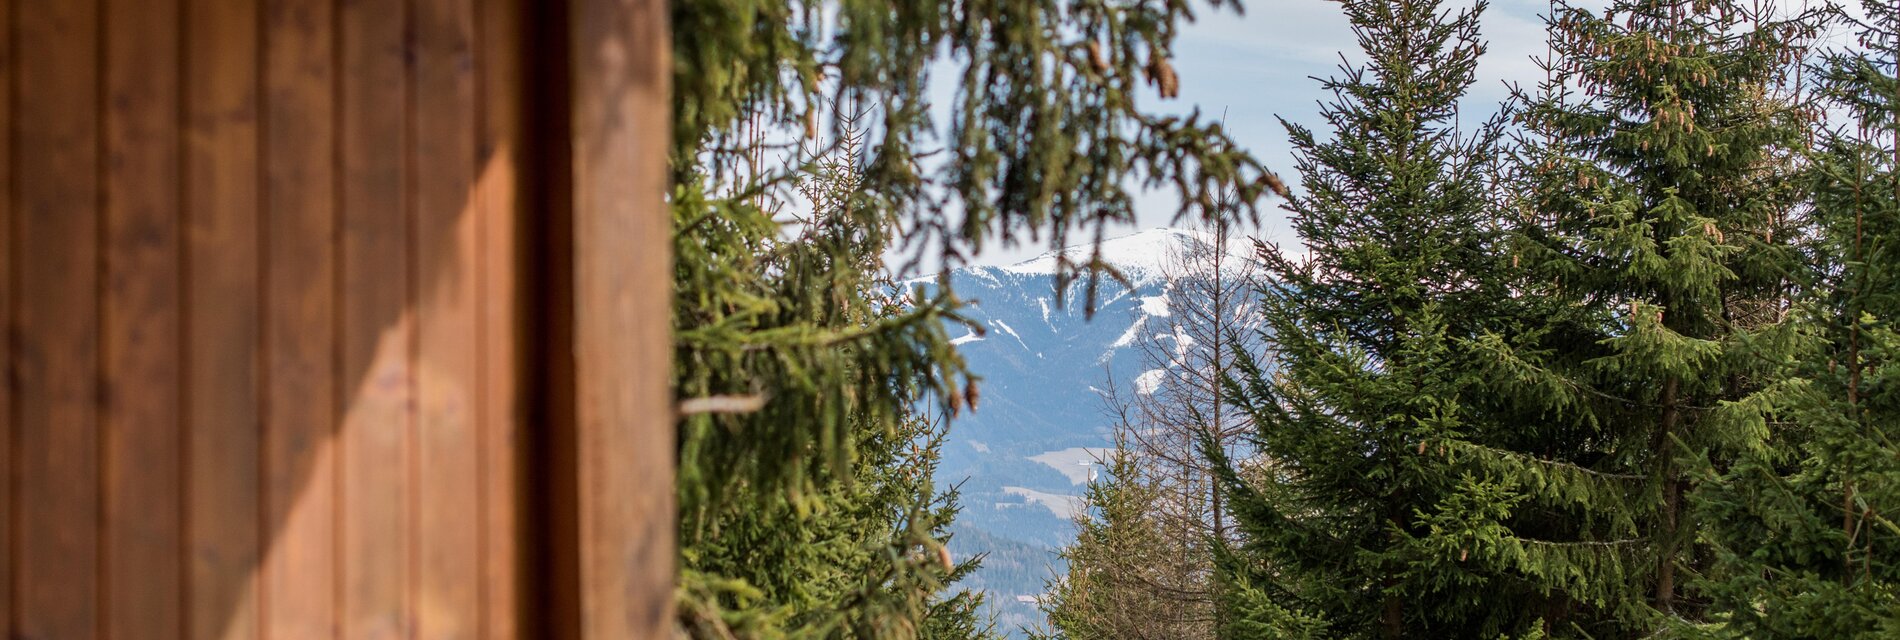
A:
675;119;997;639
667;0;1281;635
1044;330;1268;640
1130;222;1265;547
1688;2;1900;635
1044;222;1265;640
1206;0;1542;635
1497;0;1823;632
1035;432;1184;640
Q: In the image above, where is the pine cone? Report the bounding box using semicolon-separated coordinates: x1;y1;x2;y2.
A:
1148;56;1180;99
1264;172;1291;199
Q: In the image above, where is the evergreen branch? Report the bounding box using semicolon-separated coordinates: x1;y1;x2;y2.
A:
1517;537;1649;548
1439;438;1648;482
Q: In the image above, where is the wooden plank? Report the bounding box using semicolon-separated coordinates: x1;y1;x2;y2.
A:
13;0;102;637
413;0;481;636
262;0;338;635
103;0;185;636
476;0;524;634
340;0;414;634
184;0;263;637
0;0;15;629
569;0;675;636
19;0;103;631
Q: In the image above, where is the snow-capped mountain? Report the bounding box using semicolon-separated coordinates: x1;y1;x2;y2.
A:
918;228;1257;631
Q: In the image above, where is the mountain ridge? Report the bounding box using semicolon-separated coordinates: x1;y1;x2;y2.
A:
922;227;1255;633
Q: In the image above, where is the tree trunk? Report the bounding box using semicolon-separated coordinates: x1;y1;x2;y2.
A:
1655;375;1681;612
1382;579;1403;640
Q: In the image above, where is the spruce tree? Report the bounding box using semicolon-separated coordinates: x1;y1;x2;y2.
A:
1046;223;1265;640
675;120;997;639
667;0;1282;635
1206;0;1539;635
1498;0;1822;632
1688;1;1900;635
1043;321;1267;640
1035;432;1183;640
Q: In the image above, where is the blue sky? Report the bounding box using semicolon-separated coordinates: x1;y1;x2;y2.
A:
959;0;1577;266
956;0;1856;267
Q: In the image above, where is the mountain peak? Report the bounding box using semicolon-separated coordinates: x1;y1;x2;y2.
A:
997;228;1202;278
992;227;1261;283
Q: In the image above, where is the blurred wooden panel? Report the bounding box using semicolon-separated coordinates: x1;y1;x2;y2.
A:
103;0;185;636
569;0;675;636
15;0;102;637
340;0;415;635
184;0;263;637
415;0;484;636
0;0;15;628
262;0;339;635
478;0;525;634
0;0;668;636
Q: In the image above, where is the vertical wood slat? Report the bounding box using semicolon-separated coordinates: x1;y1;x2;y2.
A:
414;0;482;636
340;0;414;635
477;0;524;635
570;0;675;636
0;0;14;629
103;0;186;637
262;0;338;635
14;0;102;637
184;0;263;637
5;2;548;637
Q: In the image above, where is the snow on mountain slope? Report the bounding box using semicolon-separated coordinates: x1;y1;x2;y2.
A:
918;227;1257;633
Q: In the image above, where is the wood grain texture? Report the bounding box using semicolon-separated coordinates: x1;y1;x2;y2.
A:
184;0;263;637
477;0;524;634
262;0;338;635
340;0;414;635
3;1;551;635
14;0;103;637
0;0;15;629
414;0;482;636
103;0;186;636
570;0;675;636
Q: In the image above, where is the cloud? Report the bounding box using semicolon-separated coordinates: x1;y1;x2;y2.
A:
952;0;1855;267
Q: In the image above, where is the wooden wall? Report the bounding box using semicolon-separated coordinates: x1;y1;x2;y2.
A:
0;0;674;637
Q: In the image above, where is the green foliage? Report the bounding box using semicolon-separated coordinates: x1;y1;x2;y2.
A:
679;409;988;639
667;0;1275;635
672;121;996;638
1684;2;1900;636
1211;572;1332;640
661;0;1900;636
1027;0;1900;637
1494;0;1824;633
670;0;1277;286
1204;0;1578;635
1035;442;1184;640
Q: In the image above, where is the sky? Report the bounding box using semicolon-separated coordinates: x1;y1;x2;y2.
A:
954;0;1574;266
956;0;1850;267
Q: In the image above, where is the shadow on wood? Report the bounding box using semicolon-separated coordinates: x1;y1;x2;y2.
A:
0;0;672;637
